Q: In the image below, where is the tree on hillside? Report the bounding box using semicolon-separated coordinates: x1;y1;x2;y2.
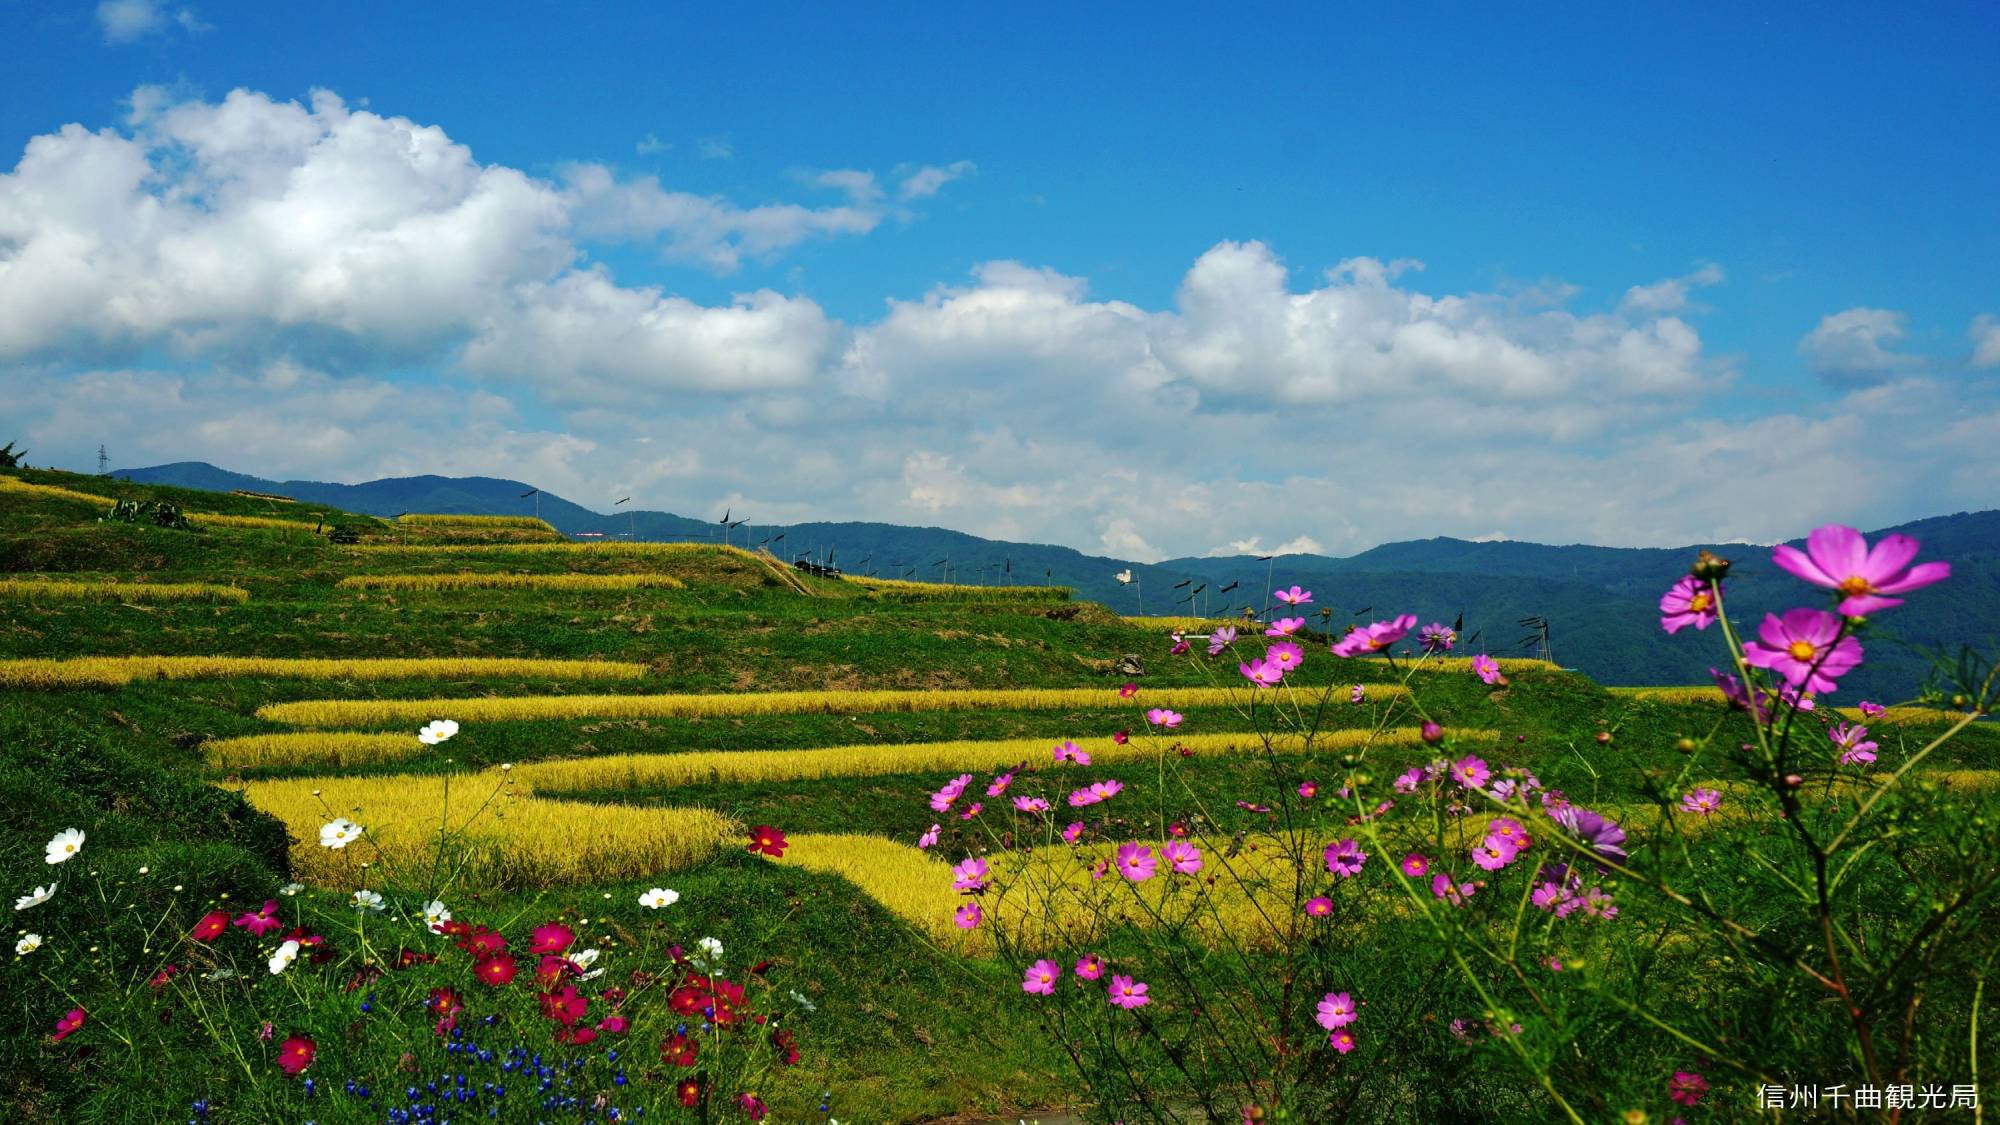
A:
0;441;24;468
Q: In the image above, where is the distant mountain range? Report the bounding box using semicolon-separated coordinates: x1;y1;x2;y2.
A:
117;461;2000;699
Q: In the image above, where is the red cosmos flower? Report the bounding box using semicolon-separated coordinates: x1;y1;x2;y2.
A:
539;985;589;1026
771;1027;800;1065
529;923;575;955
661;1030;700;1066
473;954;518;987
676;1078;701;1108
1118;682;1139;698
395;947;438;969
1112;730;1130;745
148;964;181;989
51;1007;86;1042
746;825;788;858
556;1026;598;1046
669;982;709;1018
596;1014;630;1035
189;910;229;942
451;925;506;958
738;1093;769;1120
281;926;324;946
233;900;284;937
427;988;463;1035
536;953;582;986
277;1035;316;1075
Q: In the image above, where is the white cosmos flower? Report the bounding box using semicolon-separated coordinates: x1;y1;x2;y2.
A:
319;818;363;849
690;936;723;971
421;900;451;930
571;947;604;980
788;989;816;1012
268;939;301;975
351;889;384;912
638;887;680;909
15;884;55;911
279;882;305;896
44;828;85;865
16;933;43;955
418;719;460;745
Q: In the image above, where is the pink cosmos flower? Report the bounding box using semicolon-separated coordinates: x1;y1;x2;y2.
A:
986;773;1014;797
1265;641;1304;671
953;902;982;929
1680;789;1721;816
1063;822;1086;844
1206;625;1237;655
1118;682;1139;698
1107;975;1150;1009
1014;796;1051;814
1400;853;1430;878
1349;683;1365;703
1112;729;1130;745
1451;756;1491;791
1304;896;1334;917
1431;873;1478;906
1298;780;1319;799
1053;740;1091;765
1090;859;1109;880
1022;959;1060;995
1658;576;1721;634
1236;799;1272;814
951;856;991;893
234;900;284;937
1274;585;1313;606
1742;608;1864;693
1329;1028;1357;1054
1772;525;1950;616
1266;617;1305;637
1831;722;1879;766
1419;622;1456;653
1471;836;1519;871
1145;708;1183;729
1170;634;1191;656
930;772;974;812
1075;953;1105;980
1487;818;1531;850
1393;768;1424;794
959;802;984;820
1668;1070;1710;1107
51;1007;86;1042
1115;843;1158;882
1092;779;1124;802
1331;614;1417;657
1315;991;1357;1030
918;824;941;849
1162;840;1203;875
1240;657;1285;687
1859;700;1886;718
1470;654;1502;685
1324;839;1367;878
530;923;576;954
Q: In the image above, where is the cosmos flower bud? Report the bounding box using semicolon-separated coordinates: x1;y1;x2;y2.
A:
1691;550;1731;581
1421;722;1444;744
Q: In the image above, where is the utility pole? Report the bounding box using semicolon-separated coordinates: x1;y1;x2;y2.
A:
97;445;109;475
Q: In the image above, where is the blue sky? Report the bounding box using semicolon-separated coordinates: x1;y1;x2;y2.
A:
3;2;1996;557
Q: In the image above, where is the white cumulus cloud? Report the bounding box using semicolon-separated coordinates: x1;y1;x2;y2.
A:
1798;307;1924;384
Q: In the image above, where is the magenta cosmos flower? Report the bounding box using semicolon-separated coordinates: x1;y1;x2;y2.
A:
1053;740;1091;765
930;773;973;812
1324;839;1367;878
1471;836;1520;871
1304;896;1334;918
1418;622;1456;653
1107;975;1150;1009
1266;617;1305;637
1013;796;1051;813
1470;654;1502;685
1115;843;1158;882
1400;853;1429;878
1315;991;1358;1030
1450;756;1490;791
951;856;990;893
1118;682;1139;698
1831;722;1878;766
1658;576;1721;634
1548;806;1629;863
1741;608;1864;693
1349;683;1365;703
1145;708;1183;729
1668;1070;1709;1107
1240;657;1285;687
1331;614;1418;657
1022;959;1060;995
1206;625;1237;655
1075;953;1105;980
1162;840;1203;875
1772;525;1949;616
1062;822;1085;844
233;900;284;937
917;824;940;849
953;902;982;929
1680;789;1721;816
1265;641;1304;671
986;773;1013;797
1329;1028;1357;1054
1274;585;1313;606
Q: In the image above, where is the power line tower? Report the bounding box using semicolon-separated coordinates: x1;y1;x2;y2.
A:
97;445;109;476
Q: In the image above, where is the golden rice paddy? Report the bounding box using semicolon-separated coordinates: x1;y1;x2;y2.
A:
256;683;1408;728
186;512;322;531
0;656;649;689
0;477;115;506
842;575;1073;602
237;773;733;888
336;573;686;592
345;541;752;559
396;514;559;532
204;732;426;772
0;579;249;603
1120;616;1255;633
1608;685;1979;726
512;726;1464;795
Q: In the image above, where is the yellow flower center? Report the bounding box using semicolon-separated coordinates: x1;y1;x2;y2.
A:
1687;591;1711;613
1786;640;1818;662
1838;575;1874;597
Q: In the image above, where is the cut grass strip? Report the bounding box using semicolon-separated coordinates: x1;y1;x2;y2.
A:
0;579;248;603
397;514;559;532
205;732;425;772
0;656;649;689
257;684;1408;728
236;773;733;888
842;575;1072;602
517;726;1467;794
336;573;686;592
